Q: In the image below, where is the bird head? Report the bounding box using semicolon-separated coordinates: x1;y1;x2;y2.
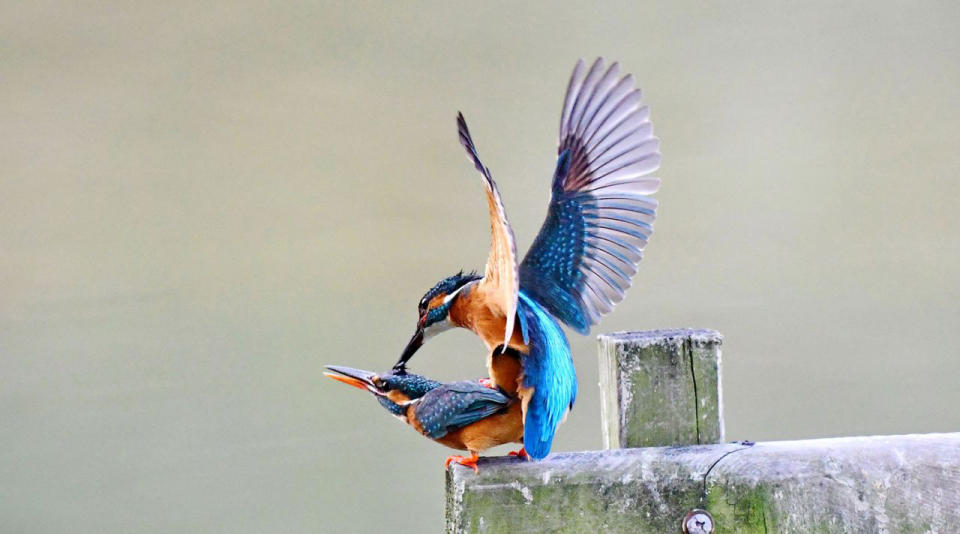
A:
324;365;442;418
393;271;481;371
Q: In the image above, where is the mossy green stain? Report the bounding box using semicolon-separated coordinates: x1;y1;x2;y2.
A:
705;483;774;534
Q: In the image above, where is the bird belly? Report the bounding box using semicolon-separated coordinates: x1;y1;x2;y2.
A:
432;433;469;451
488;346;523;396
408;411;468;451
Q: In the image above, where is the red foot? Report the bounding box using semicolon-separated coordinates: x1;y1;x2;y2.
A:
444;452;480;473
477;378;495;389
508;447;529;461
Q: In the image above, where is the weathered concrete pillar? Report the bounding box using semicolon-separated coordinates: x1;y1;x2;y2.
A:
598;329;724;448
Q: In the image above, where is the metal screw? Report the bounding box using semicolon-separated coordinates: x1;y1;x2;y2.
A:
681;509;714;534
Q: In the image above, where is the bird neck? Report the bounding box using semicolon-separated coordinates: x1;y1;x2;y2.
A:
395;377;443;399
375;375;442;417
377;396;407;417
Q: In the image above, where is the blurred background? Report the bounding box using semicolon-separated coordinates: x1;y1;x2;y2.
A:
3;1;959;532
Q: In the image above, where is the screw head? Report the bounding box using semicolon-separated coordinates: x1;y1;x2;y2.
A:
681;509;714;534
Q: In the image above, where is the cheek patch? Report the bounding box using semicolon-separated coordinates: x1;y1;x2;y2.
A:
386;390;411;404
425;301;451;327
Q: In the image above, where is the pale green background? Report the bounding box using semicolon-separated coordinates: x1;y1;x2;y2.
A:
3;1;959;532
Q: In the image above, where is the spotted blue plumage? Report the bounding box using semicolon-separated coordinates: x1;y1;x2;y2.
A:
418;271;481;327
376;373;440;416
380;373;440;398
516;290;577;459
425;301;451;327
377;396;409;417
520;58;660;333
413;382;511;439
519;151;592;332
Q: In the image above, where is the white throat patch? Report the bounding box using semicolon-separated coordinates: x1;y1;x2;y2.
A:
442;280;473;305
423;316;455;341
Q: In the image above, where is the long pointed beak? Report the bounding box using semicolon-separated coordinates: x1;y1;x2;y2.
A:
393;328;424;371
324;365;381;394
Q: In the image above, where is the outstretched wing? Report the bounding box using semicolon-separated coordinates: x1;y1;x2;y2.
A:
519;58;661;334
457;113;519;348
413;381;511;439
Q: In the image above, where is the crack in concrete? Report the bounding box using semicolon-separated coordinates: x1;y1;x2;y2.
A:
687;340;701;445
700;444;753;505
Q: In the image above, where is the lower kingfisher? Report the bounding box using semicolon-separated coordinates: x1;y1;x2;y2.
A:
324;365;524;472
392;58;661;460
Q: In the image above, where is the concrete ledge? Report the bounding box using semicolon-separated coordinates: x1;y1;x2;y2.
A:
446;432;960;533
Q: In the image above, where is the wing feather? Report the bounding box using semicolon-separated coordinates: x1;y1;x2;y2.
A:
456;113;519;348
519;58;660;333
414;381;511;439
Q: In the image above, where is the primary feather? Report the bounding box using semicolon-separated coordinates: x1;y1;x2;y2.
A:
520;58;660;333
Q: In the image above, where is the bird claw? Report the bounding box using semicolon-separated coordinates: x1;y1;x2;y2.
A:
477;378;495;389
508;447;529;461
444;453;480;473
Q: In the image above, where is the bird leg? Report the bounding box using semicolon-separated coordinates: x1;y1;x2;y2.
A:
508;447;529;460
477;377;495;389
444;451;480;473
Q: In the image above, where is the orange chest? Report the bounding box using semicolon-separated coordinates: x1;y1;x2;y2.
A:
450;289;528;352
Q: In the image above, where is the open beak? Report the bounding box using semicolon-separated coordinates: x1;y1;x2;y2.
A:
324;365;382;395
393;327;424;372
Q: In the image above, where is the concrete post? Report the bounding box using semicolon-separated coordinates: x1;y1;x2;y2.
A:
598;329;724;448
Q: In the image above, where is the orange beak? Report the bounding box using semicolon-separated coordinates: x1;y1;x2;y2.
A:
324;365;383;395
324;372;368;390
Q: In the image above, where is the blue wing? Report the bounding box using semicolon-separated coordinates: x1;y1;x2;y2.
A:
517;291;577;459
413;381;511;440
519;58;660;334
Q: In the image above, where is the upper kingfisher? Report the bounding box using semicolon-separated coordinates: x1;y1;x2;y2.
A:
393;58;661;460
324;365;523;472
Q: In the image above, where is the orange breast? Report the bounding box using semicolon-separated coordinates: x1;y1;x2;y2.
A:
450;286;529;393
489;348;523;396
450;285;528;353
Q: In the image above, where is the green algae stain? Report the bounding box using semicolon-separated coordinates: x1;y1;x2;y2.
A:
706;483;774;533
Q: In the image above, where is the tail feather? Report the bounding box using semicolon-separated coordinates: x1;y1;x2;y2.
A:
517;291;577;459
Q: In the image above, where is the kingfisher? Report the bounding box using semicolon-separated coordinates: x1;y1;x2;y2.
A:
324;365;523;472
391;58;661;461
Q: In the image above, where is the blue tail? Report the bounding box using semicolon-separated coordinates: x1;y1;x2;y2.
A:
516;291;577;459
